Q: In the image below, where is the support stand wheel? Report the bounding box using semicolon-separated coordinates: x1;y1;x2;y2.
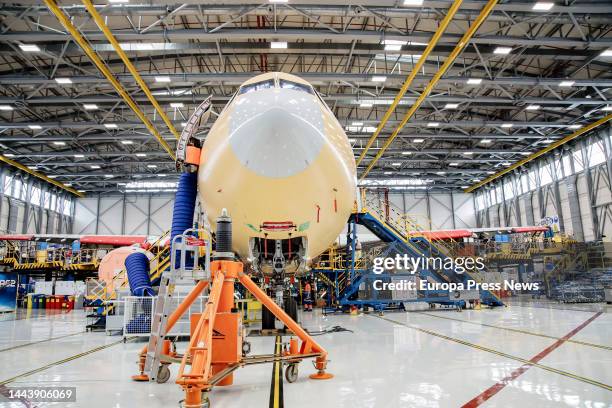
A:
285;363;298;383
262;304;275;330
156;364;171;384
242;341;251;356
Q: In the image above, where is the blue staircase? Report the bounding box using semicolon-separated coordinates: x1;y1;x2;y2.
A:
338;210;504;308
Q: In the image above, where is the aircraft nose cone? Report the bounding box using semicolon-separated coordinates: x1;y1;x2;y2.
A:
228;89;326;178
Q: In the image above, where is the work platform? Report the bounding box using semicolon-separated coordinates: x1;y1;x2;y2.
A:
312;195;505;310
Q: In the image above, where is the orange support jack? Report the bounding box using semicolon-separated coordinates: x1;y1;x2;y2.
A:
138;258;331;407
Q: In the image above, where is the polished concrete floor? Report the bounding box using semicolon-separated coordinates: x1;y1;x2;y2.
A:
0;302;610;408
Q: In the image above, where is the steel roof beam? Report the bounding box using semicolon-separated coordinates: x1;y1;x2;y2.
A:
0;132;550;143
4;3;612;17
0;120;595;129
3;29;611;49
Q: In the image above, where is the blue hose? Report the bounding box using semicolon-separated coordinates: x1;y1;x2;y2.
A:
125;252;155;296
171;172;199;267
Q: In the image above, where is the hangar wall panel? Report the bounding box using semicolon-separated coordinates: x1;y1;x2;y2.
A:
73;194;175;236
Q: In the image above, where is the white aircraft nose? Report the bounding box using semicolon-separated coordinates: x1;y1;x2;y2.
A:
228;89;326;178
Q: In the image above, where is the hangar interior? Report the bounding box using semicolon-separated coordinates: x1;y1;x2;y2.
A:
0;1;611;408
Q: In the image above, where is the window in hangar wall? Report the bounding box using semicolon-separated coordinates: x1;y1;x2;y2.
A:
588;141;606;168
562;154;573;177
3;175;12;195
30;186;41;206
503;180;514;200
573;150;584;172
539;162;553;186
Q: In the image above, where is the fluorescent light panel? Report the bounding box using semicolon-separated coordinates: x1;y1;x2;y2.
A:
19;44;40;52
532;2;554;11
54;77;72;84
493;47;512;55
270;41;287;49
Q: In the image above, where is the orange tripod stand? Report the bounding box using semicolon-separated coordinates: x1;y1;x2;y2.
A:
133;258;332;408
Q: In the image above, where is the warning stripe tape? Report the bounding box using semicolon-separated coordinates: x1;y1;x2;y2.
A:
0;331;85;354
269;335;284;408
0;338;133;386
373;313;611;392
416;311;612;351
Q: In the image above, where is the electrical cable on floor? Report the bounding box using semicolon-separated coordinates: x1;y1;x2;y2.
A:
305;325;353;336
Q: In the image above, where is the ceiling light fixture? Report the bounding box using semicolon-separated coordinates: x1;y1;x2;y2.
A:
170;102;184;108
444;103;459;109
19;44;41;52
121;140;133;145
104;123;118;129
493;47;512;55
371;75;387;82
0;105;14;111
83;104;98;110
413;138;424;143
526;104;540;110
532;2;554;11
28;125;42;130
53;141;66;146
154;76;171;83
466;78;483;85
54;77;72;84
559;80;575;87
427;122;440;127
270;41;288;49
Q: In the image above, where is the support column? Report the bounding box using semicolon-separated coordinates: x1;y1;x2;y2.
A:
565;175;585;241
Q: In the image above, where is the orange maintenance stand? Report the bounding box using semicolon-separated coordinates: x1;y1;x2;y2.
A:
133;257;332;408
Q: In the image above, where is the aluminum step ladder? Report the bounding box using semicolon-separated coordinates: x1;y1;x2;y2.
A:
143;230;211;382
